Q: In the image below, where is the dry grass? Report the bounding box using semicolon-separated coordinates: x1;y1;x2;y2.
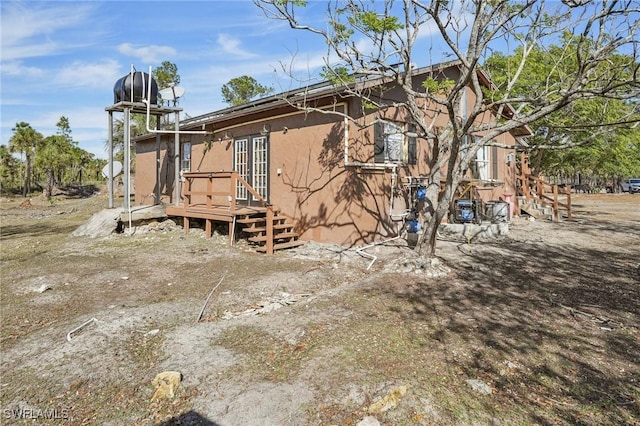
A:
1;190;638;425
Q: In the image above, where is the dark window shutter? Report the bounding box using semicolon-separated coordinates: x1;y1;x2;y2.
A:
374;121;385;163
408;124;417;165
491;145;498;179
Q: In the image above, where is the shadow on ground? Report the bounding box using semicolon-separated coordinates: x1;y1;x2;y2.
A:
382;230;639;425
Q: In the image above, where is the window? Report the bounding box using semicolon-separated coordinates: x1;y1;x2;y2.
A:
474;146;489;180
181;142;191;171
234;138;248;200
233;135;269;204
252;136;268;201
472;145;500;180
374;121;417;164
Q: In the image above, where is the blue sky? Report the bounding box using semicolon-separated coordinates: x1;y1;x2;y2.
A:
0;1;349;159
4;1;631;161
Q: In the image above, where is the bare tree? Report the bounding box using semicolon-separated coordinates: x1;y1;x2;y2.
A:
255;0;639;257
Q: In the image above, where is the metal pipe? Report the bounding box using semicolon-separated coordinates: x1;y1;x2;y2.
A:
340;102;400;226
155;118;161;204
343;103;349;165
143;66;210;135
67;318;98;342
174;111;180;205
124;107;130;212
124;107;133;231
108;111;114;208
354;236;402;270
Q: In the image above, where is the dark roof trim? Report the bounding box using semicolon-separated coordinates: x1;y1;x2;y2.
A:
150;59;531;138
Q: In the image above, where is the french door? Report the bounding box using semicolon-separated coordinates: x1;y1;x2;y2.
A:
234;135;269;206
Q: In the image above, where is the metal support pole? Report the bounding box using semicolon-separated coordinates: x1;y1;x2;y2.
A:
174;111;180;205
108;111;114;208
155;114;161;205
123;107;130;211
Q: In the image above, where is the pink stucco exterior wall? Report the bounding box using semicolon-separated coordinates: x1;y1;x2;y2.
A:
135;76;522;246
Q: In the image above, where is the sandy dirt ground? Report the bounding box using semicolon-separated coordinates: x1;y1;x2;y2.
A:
1;191;638;425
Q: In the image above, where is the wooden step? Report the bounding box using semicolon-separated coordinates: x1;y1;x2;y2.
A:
242;223;295;233
242;220;286;232
255;240;306;252
520;203;552;220
248;231;300;243
236;217;265;225
236;216;285;225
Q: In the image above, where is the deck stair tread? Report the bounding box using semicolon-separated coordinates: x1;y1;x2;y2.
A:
165;171;301;253
255;240;305;252
248;232;300;243
242;224;295;233
237;216;287;225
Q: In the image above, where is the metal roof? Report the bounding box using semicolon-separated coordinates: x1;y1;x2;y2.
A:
139;59;532;138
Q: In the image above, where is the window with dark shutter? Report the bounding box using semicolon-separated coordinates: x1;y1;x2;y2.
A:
408;124;417;165
181;141;191;171
374;121;385;163
374;120;405;163
491;145;498;180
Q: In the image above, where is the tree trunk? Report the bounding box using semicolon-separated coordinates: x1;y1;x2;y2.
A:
22;154;32;197
44;168;54;198
417;192;452;258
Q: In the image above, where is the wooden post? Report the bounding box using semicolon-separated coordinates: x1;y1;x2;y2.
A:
230;172;237;213
206;175;212;209
228;220;234;246
184;177;192;207
266;206;274;255
566;188;572;221
205;219;212;239
536;178;542;203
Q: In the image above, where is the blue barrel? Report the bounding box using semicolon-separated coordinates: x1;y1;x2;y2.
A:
407;220;421;233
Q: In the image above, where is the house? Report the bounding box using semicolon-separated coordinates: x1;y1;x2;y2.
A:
132;61;530;251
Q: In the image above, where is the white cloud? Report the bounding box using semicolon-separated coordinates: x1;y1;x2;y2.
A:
1;40;62;62
54;59;123;89
0;2;101;61
216;33;257;59
0;60;45;78
117;43;177;64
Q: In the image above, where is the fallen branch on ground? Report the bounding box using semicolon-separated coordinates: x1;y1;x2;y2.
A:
196;274;226;323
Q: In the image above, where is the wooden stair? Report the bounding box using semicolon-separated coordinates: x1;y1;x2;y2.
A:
170;171;306;254
518;197;554;220
237;210;305;253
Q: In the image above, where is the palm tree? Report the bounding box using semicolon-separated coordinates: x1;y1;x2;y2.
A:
9;122;42;196
0;144;19;193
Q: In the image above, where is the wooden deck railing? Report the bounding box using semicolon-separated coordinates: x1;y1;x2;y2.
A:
180;170;271;211
178;171;277;254
518;173;572;222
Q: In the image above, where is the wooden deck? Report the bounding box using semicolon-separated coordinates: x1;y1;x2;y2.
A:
166;204;269;222
165;171;303;254
166;204;268;244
